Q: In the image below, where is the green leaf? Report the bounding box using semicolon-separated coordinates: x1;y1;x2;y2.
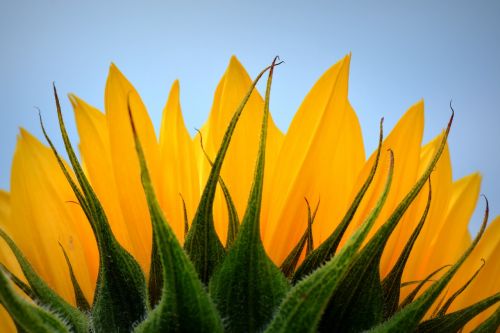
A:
0;265;70;333
293;119;384;283
471;305;500;333
40;86;148;332
184;62;275;284
369;194;489;333
264;149;394;333
209;57;290;332
381;180;432;319
0;229;87;333
129;101;223;333
416;292;500;333
280;198;319;278
58;244;91;312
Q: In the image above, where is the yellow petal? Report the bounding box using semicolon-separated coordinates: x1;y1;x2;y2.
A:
158;80;200;242
6;129;97;303
195;56;284;242
72;95;134;254
397;134;453;283
105;64;160;270
341;101;424;267
449;216;500;329
418;173;481;276
0;191;16;332
0;306;14;333
262;55;367;264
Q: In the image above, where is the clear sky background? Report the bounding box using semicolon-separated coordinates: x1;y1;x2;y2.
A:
0;0;498;234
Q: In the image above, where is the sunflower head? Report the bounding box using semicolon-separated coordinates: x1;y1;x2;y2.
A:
0;56;498;333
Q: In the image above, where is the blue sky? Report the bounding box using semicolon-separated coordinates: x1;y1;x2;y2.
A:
0;0;499;234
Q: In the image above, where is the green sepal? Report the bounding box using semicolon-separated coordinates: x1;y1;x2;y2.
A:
293;119;384;283
148;237;163;308
471;305;500;333
264;150;394;333
184;62;275;284
318;151;402;332
399;265;450;309
415;292;500;333
0;264;70;333
369;195;489;333
381;180;432;319
321;112;452;332
0;228;88;333
58;243;91;312
0;263;35;300
129;103;223;333
305;198;316;255
220;176;240;249
280;198;319;278
195;131;240;250
436;259;485;317
209;58;290;332
41;86;148;332
180;194;190;238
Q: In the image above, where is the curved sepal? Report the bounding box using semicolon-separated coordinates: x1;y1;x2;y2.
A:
293;119;384;282
0;267;70;333
320;112;453;332
59;244;91;312
416;292;500;333
209;58;290;332
280;198;319;278
184;62;275;284
264;151;394;333
195;131;240;249
129;102;224;333
370;196;489;333
0;229;87;333
41;86;148;332
382;180;432;319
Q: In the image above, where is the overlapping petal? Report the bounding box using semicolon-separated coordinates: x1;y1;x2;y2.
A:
262;55;366;264
104;64;160;270
0;56;498;333
194;56;284;242
158;80;200;242
2;130;96;302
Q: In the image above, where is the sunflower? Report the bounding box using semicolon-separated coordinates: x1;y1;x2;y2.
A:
0;55;498;332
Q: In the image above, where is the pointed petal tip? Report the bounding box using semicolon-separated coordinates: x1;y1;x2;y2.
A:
227;55;245;74
108;62;126;81
18;127;31;141
171;79;180;93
